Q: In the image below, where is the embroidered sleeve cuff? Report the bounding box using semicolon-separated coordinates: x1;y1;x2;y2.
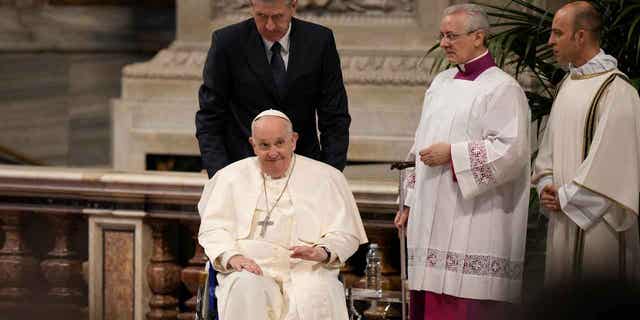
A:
451;141;497;199
466;141;497;185
402;171;416;207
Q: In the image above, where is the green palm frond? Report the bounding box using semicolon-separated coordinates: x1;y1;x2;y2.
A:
593;0;640;81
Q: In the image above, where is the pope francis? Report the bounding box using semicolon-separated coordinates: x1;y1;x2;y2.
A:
197;109;368;320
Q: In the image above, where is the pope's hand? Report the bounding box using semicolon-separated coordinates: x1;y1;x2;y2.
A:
394;206;410;231
289;245;328;262
227;255;263;275
419;142;451;167
540;184;560;212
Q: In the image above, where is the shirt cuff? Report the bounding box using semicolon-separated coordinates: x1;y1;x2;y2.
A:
535;175;554;218
536;175;553;197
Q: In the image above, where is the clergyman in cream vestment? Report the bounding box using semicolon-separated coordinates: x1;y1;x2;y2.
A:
533;1;640;288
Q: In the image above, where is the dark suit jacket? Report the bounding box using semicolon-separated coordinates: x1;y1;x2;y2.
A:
196;17;350;178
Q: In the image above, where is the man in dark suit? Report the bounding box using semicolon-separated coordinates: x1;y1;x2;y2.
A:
196;0;350;178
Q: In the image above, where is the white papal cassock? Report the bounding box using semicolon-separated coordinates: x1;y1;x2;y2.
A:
405;66;531;303
197;155;367;320
533;51;640;286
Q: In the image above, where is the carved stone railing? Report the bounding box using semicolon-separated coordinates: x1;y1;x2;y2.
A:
0;164;398;320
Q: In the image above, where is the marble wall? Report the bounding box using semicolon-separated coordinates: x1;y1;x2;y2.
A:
112;0;450;183
111;0;565;182
0;0;565;171
0;3;174;166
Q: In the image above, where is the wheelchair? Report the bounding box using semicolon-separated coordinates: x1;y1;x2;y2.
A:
195;261;217;320
195;161;413;320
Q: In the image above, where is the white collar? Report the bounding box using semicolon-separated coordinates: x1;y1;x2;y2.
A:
458;50;489;72
569;49;618;76
262;22;292;55
261;154;296;180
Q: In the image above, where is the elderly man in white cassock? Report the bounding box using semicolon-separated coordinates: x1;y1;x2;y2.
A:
197;109;367;320
533;1;640;288
394;4;531;320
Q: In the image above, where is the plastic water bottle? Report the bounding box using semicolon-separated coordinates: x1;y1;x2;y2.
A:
365;243;382;297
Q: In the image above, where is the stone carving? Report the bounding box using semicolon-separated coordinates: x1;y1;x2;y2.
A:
123;48;432;86
341;54;431;85
214;0;415;15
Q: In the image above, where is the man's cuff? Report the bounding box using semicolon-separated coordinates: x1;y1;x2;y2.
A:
558;183;610;230
536;175;553;197
535;175;553;218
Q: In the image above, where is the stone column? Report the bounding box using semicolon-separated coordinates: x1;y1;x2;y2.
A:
0;211;38;317
40;214;85;318
178;221;207;320
146;220;181;320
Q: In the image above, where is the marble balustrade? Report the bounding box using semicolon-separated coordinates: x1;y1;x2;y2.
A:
0;165;399;320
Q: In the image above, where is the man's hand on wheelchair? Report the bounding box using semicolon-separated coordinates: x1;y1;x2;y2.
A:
228;255;263;275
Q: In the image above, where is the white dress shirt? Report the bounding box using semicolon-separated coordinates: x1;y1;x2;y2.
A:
261;23;292;70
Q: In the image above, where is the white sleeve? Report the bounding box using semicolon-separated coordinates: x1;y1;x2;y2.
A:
558;182;611;230
214;250;243;273
536;175;554;218
403;170;416;208
198;172;242;270
451;82;530;199
315;231;360;266
402;142;417;208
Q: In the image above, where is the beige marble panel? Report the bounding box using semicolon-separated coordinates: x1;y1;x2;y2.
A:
103;230;135;320
347;84;425;136
89;217;152;320
130;101;198;132
121;78;201;100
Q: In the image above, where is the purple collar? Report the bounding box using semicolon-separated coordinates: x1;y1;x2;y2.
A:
454;51;496;81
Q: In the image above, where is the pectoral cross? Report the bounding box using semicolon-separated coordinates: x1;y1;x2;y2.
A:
258;215;274;237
